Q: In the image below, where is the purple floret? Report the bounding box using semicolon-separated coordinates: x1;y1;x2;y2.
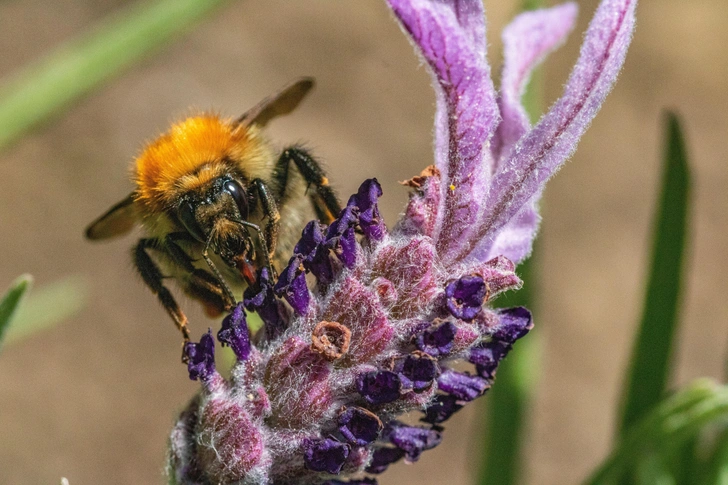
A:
437;370;490;402
183;330;216;382
395;353;440;392
351;178;385;241
415;320;457;357
338;407;383;446
469;306;533;379
421;394;463;424
493;306;533;341
445;276;487;321
295;221;336;284
303;438;351;474
243;267;288;340
324;478;378;485
356;371;402;405
326;204;359;269
387;422;442;462
273;254;310;314
217;302;251;361
366;447;406;474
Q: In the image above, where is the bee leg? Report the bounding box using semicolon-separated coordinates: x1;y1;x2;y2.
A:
133;238;190;341
250;178;281;263
165;233;235;312
274;147;342;224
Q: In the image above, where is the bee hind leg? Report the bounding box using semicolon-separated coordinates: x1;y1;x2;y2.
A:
133;238;191;341
274;147;342;224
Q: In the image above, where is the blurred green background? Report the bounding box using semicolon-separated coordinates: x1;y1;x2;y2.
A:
0;0;726;484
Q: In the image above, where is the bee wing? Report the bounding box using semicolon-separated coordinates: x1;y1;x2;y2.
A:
85;193;138;240
235;77;315;128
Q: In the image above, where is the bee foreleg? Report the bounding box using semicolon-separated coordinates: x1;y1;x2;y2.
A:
165;233;235;312
274;147;342;224
250;178;280;262
133;238;190;341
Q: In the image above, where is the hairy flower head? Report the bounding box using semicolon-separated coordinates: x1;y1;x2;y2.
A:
167;0;636;483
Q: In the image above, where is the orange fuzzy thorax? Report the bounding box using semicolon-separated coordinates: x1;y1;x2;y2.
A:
134;114;271;213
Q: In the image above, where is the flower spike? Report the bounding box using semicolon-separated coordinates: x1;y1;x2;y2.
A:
168;0;635;482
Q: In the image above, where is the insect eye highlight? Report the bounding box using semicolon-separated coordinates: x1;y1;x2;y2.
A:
178;201;206;242
223;180;249;220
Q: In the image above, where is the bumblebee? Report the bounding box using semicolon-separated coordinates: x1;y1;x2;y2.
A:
86;78;341;340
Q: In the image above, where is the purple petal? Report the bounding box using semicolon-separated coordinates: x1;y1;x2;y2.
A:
366;447;406;474
303;438;350;474
415;320;457;357
356;371;402;405
217;302;251;361
273;254;311;314
183;330;216;382
437;370;490;401
467;0;636;260
386;0;499;261
338;407;383;446
492;3;579;163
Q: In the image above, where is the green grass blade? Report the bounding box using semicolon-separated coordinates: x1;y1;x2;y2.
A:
0;0;230;152
0;274;33;351
618;112;691;434
587;380;728;485
4;275;88;345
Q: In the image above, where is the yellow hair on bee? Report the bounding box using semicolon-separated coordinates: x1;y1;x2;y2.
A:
134;114;273;213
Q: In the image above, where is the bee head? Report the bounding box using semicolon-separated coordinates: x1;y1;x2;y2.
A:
177;176;254;260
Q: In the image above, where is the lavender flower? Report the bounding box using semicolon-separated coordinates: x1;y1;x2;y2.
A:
167;0;636;483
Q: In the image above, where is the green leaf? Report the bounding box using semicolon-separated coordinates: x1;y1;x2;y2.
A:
636;454;675;485
619;112;691;435
698;428;728;485
586;380;728;485
0;274;33;351
0;0;231;152
4;275;88;345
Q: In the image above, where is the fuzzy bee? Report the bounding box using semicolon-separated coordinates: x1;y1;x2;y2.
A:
85;78;341;340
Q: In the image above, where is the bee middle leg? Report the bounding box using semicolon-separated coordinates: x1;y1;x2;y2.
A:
273;147;342;224
165;233;235;315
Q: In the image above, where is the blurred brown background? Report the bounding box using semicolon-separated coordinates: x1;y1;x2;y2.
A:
0;0;726;484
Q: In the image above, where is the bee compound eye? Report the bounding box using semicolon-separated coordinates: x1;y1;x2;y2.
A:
178;201;206;242
223;180;249;219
